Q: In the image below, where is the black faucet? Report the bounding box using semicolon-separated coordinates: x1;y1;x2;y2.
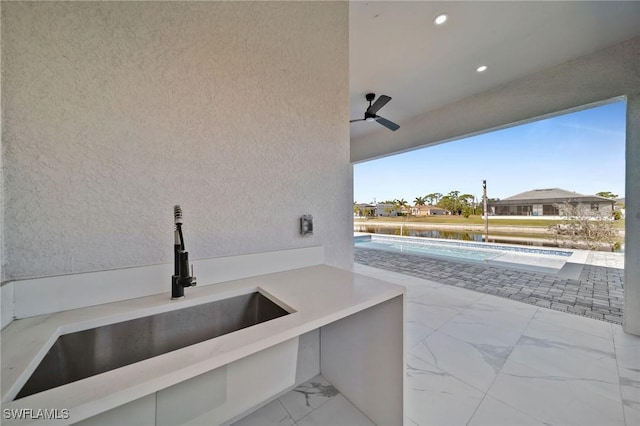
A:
172;205;196;299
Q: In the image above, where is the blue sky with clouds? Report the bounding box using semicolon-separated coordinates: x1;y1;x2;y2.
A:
354;100;626;204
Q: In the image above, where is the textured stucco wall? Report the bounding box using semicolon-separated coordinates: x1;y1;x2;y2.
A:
1;1;351;281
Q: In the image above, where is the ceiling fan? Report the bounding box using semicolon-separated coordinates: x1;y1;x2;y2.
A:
350;93;400;131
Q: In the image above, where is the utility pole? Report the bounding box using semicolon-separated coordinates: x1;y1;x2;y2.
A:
483;180;489;242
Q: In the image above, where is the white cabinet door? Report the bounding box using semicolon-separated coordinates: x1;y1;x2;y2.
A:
73;394;156;426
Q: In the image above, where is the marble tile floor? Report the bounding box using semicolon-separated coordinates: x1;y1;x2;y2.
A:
230;263;638;425
230;375;374;426
357;263;639;426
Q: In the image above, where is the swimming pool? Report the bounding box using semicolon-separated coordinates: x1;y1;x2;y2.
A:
354;234;575;274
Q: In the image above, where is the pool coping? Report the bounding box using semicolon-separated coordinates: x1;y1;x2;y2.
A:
354;233;591;278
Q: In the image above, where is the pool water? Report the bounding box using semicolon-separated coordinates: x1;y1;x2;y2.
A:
354;234;574;274
357;240;502;261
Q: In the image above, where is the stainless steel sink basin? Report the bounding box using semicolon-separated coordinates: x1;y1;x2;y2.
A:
15;291;290;400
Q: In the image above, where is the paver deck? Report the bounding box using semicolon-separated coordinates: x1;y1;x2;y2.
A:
354;246;625;324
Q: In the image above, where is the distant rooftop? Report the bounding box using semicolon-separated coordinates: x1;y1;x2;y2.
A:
490;188;615;206
505;188;580;200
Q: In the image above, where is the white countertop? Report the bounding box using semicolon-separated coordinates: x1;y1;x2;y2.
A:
1;265;404;425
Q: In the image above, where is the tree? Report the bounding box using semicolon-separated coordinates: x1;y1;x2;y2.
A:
548;202;619;251
596;191;618;199
456;194;471;217
459;194;474;206
414;196;426;206
426;192;443;205
447;190;461;215
394;198;409;216
425;193;434;205
437;195;454;213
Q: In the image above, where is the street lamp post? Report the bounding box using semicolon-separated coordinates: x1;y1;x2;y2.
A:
483;180;489;242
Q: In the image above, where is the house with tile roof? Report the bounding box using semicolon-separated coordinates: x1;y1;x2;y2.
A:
410;205;449;216
489;188;615;217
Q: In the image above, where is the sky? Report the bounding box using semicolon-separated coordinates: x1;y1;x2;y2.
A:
354;100;626;204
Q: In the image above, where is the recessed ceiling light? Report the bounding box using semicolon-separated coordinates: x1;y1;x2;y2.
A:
476;65;488;73
434;13;448;25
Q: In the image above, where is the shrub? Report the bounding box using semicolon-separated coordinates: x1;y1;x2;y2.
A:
549;202;618;250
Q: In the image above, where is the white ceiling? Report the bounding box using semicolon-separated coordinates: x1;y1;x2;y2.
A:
349;1;640;139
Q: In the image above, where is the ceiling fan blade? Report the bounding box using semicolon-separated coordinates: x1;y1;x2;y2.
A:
366;95;391;115
375;116;400;131
350;118;366;123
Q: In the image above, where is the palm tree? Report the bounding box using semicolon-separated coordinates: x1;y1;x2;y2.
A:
413;196;426;216
394;198;409;217
395;198;409;208
393;198;410;234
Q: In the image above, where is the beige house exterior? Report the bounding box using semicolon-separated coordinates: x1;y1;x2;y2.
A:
410;205;449;216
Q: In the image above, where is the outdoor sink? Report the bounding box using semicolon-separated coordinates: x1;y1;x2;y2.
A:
15;291;290;400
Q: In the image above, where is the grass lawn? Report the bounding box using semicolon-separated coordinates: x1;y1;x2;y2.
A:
355;215;626;229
